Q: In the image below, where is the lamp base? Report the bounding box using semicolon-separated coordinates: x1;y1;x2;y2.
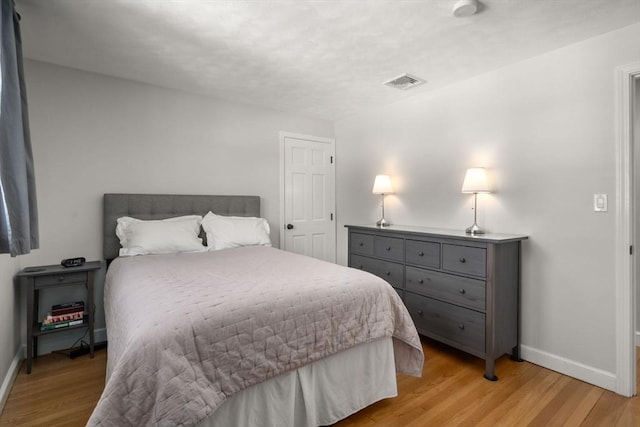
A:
465;223;485;235
376;218;390;227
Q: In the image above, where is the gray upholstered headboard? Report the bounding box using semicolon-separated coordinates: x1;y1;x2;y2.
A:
103;194;261;261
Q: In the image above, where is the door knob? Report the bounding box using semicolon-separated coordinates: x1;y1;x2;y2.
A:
286;224;294;230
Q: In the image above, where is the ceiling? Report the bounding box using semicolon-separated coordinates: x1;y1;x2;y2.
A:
15;0;640;120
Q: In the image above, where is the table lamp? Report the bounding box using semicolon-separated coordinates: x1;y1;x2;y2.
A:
372;174;393;227
461;168;490;235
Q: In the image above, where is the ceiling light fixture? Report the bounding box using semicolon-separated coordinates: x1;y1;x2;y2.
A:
452;0;479;17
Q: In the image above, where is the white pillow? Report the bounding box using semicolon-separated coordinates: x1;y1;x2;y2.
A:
201;211;272;251
116;215;206;256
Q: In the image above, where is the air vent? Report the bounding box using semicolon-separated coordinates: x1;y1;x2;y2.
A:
383;73;426;90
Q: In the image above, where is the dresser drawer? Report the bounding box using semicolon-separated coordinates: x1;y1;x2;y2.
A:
349;254;377;273
442;244;486;278
406;239;440;268
406;294;485;353
350;254;403;288
34;271;88;288
374;236;404;262
405;266;485;311
350;232;374;256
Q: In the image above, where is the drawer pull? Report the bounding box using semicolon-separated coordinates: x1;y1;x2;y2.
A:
459;257;466;263
359;242;364;247
358;265;363;269
417;310;423;316
459;288;466;294
58;276;65;282
458;323;465;330
386;246;391;251
385;271;391;276
418;251;424;256
419;279;424;284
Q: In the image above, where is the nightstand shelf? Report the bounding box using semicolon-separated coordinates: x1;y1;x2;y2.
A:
18;261;102;374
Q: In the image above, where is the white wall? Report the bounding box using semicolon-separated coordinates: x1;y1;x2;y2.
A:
335;23;640;388
14;59;333;354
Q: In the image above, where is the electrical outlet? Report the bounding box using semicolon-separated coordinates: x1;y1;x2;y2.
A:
594;194;607;212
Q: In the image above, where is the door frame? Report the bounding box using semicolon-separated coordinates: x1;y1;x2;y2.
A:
279;131;337;261
615;62;640;397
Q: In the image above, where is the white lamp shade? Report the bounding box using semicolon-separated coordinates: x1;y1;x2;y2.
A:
372;174;393;194
461;168;490;193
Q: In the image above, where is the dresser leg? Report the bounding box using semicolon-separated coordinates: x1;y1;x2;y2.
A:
484;358;498;381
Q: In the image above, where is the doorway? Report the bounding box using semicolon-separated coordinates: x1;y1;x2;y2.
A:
635;75;640;393
279;132;336;263
616;63;640;397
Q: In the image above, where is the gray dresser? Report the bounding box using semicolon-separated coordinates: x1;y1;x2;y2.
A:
345;224;527;380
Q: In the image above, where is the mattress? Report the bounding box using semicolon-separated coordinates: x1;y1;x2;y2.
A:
89;246;423;426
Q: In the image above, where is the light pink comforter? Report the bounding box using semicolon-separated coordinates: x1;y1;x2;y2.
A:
88;246;423;426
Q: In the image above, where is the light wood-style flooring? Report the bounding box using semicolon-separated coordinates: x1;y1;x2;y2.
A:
1;339;639;426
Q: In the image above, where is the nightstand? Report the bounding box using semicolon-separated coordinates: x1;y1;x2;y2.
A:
17;261;102;374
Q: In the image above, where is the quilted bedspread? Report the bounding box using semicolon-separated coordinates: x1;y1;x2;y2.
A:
88;246;424;426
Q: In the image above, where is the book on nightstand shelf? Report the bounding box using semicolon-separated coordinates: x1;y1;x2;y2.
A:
43;310;84;324
40;318;85;331
51;301;84;316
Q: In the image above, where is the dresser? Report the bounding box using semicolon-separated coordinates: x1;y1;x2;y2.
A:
346;224;527;381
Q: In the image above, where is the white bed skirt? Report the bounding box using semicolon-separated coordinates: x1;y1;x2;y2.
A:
196;337;397;427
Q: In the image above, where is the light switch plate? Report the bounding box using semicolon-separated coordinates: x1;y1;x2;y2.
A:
594;194;608;212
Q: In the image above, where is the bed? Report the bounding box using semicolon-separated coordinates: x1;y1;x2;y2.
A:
89;194;424;427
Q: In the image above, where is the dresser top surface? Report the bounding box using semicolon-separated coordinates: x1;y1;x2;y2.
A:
345;224;528;243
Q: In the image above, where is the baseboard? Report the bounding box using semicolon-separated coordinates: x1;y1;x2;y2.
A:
521;344;616;392
0;345;25;415
95;328;107;344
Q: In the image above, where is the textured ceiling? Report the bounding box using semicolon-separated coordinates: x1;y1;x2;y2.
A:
15;0;640;120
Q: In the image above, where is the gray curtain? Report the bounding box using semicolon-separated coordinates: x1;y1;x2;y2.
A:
0;0;38;256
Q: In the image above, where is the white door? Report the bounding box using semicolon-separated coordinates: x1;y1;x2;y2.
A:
280;132;336;262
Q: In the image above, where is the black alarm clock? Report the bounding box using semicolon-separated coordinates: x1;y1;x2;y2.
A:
61;257;86;268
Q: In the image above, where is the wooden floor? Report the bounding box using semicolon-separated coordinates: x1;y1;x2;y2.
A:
1;339;639;426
